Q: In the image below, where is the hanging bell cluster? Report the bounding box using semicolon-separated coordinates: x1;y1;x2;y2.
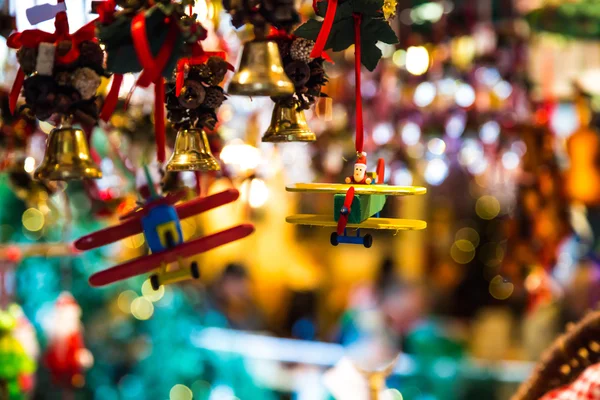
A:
166;128;221;172
227;40;294;96
263;102;316;142
34;126;102;181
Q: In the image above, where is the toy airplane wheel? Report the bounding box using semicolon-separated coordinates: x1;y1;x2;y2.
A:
363;234;373;248
190;261;200;279
330;232;339;246
150;274;161;291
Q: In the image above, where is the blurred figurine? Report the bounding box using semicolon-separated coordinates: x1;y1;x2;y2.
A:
0;307;36;400
43;293;93;389
346;153;372;184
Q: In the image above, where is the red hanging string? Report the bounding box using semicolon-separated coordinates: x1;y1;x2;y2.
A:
100;74;124;122
353;13;363;154
311;0;338;58
154;78;166;163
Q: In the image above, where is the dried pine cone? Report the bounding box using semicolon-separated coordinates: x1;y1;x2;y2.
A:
188;64;211;82
290;38;314;63
71;67;101;100
179;80;206;109
79;41;104;69
207;57;228;85
203;87;225;108
16;47;37;75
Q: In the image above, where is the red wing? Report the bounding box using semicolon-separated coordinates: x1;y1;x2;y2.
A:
176;189;240;220
74;217;144;251
337;186;355;235
88;224;255;287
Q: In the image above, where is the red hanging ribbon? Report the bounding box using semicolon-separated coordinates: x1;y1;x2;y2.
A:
154;78;166;163
97;0;117;24
311;0;338;58
100;74;124;122
353;13;363;154
130;12;181;163
131;13;179;88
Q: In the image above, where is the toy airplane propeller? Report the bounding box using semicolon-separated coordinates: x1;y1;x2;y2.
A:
286;158;426;248
75;168;254;289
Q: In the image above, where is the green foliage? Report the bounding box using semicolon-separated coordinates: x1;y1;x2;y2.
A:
295;0;398;71
526;1;600;39
98;6;184;77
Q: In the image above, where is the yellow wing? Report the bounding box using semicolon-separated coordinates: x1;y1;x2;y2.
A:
286;183;427;196
286;214;427;231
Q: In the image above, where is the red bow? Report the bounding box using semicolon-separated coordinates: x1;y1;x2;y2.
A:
174;43;233;97
7;11;97;114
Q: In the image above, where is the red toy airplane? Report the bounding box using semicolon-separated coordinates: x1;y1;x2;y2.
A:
75;188;254;288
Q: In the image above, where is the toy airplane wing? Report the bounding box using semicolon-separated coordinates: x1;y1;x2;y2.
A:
88;224;254;287
286;214;427;230
175;189;240;220
286;183;427;196
74;217;144;251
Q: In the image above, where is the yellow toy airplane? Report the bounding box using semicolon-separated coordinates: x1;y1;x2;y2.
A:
286;158;427;248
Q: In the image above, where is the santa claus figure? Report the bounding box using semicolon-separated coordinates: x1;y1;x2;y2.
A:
345;153;372;184
43;293;93;389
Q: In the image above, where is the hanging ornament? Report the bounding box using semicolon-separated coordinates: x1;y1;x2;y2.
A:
7;1;105;181
0;308;36;400
43;293;93;389
295;0;399;71
262;32;329;142
223;0;299;96
96;0;210;164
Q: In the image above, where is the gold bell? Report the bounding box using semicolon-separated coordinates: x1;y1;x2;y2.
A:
34;126;102;181
227;40;295;97
166;128;220;172
262;103;316;142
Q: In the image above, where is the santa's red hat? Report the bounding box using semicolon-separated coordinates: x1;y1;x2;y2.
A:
355;152;367;167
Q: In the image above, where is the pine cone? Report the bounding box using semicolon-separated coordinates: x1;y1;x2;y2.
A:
290;38;314;63
203;87;225;108
207;57;228;85
285;60;310;87
188;64;211;82
78;41;104;69
178;80;206;109
72;67;101;100
16;47;37;75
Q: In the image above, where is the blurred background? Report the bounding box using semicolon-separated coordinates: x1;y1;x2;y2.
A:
2;0;600;399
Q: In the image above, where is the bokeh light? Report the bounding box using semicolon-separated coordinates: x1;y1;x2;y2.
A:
170;384;193;400
489;275;514;300
406;46;430;76
476;196;500;220
118;290;137;314
22;208;44;232
141;280;165;303
131;297;154;320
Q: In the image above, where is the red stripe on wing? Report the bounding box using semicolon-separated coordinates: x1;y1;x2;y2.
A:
74;217;144;251
176;189;240;220
88;224;255;287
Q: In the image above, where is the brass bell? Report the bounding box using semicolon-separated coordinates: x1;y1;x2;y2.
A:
262;103;316;142
34;126;102;181
227;40;295;97
166;128;220;172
